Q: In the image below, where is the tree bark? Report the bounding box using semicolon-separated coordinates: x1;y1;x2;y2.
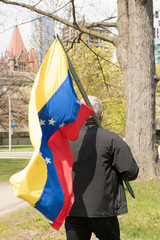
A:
116;0;159;177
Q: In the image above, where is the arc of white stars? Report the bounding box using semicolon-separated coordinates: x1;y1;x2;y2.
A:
59;122;65;128
48;118;56;126
45;157;51;164
40;119;45;126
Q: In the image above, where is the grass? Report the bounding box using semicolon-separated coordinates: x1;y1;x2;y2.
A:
120;179;160;240
0;207;68;240
0;145;33;152
0;180;159;239
0;179;160;240
0;155;159;239
0;158;29;181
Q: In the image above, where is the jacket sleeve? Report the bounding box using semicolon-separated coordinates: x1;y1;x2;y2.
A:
111;133;139;181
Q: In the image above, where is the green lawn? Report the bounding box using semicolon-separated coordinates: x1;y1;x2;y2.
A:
0;158;29;181
0;157;159;239
0;145;33;152
0;180;159;239
120;180;160;240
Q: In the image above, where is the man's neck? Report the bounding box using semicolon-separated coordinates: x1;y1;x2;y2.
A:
86;117;95;123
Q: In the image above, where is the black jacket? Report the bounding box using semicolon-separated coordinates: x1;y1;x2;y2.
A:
69;123;139;217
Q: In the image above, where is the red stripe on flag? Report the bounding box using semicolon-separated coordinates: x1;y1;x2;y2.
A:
48;103;94;230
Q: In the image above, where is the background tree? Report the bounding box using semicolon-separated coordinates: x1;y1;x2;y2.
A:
0;0;159;178
0;72;34;130
156;62;160;77
68;35;125;136
31;15;55;65
155;66;160;135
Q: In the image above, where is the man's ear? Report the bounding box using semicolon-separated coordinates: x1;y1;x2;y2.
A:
99;112;103;122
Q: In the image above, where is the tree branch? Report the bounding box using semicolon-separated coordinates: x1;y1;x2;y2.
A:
86;21;117;29
17;72;36;82
71;0;77;26
80;38;112;97
80;38;120;69
66;32;83;52
33;0;43;7
154;74;160;83
96;56;111;97
0;0;116;44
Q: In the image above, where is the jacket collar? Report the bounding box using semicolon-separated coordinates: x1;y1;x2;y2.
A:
81;122;97;129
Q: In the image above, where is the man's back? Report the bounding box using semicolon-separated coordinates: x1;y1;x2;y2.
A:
69;122;139;218
65;95;139;240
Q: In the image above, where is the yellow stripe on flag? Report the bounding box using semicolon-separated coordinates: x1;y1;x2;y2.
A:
10;39;69;205
9;150;47;206
29;39;68;148
35;39;68;113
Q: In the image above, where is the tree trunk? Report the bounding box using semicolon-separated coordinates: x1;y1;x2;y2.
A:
116;0;159;178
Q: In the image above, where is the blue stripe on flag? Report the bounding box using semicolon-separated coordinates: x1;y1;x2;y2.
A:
35;70;81;222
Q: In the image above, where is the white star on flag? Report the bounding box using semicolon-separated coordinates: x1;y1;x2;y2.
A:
45;157;51;164
59;122;65;128
40;119;45;126
48;118;56;126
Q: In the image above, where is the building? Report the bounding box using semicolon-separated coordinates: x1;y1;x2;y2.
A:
31;16;55;65
0;25;39;73
0;25;39;145
61;25;77;45
154;10;160;66
61;23;106;49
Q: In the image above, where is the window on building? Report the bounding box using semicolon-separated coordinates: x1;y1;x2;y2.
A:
88;35;93;43
157;28;159;39
154;28;156;38
18;62;26;71
155;11;159;18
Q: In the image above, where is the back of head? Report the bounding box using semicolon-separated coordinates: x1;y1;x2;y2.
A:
81;96;103;118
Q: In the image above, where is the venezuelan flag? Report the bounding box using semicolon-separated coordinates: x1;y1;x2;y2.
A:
9;39;94;230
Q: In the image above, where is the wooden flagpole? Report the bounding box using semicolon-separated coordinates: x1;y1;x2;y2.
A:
57;35;135;199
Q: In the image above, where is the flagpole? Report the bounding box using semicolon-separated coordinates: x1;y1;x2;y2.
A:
57;35;101;128
57;35;135;199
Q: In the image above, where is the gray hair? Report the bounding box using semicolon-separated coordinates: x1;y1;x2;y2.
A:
81;96;103;117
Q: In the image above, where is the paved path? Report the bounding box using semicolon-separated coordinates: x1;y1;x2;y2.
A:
0;151;32;216
0;181;29;217
0;151;33;158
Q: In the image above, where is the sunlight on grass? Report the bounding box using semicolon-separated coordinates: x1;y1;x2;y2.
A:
0;145;33;152
119;180;160;240
0;158;29;181
0;180;159;239
0;154;159;239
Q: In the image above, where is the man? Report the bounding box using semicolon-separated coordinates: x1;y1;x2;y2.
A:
65;96;139;240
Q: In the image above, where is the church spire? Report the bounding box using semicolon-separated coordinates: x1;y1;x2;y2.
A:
8;26;28;59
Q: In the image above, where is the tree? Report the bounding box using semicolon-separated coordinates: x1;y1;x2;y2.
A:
31;15;55;65
0;73;33;130
0;69;35;131
68;36;125;136
155;66;160;132
156;62;160;77
0;0;159;178
31;12;126;135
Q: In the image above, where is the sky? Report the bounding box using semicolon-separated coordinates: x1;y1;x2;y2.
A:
0;0;117;55
0;0;159;55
